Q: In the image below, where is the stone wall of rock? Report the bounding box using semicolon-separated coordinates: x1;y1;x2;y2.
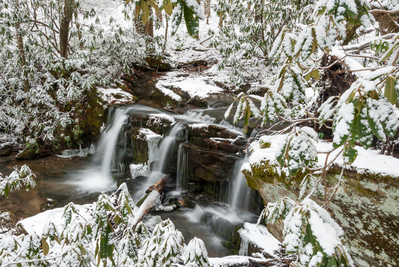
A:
243;160;399;266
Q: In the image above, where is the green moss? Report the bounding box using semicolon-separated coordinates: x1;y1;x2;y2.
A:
203;183;215;198
260;140;271;149
245;159;308;190
127;127;150;164
150;88;179;108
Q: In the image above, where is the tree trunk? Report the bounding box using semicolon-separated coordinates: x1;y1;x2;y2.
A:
132;174;172;231
145;7;154;37
14;1;29;107
204;0;211;25
60;0;74;58
343;24;361;45
146;174;171;193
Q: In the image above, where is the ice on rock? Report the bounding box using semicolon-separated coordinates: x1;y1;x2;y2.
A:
129;163;150;179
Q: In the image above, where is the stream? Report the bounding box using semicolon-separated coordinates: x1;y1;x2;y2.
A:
0;104;260;257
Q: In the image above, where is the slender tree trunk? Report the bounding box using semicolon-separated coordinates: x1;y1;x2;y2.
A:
60;0;73;58
204;0;211;25
155;9;163;23
15;1;29;108
163;14;168;54
145;7;154;37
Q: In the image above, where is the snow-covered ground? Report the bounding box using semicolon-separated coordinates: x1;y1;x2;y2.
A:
78;0;235;101
245;134;399;178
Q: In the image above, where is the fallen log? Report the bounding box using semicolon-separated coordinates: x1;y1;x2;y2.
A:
145;174;172;193
133;174;172;230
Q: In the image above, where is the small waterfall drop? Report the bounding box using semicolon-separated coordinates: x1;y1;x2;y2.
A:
176;143;189;190
98;108;132;176
134;123;185;201
154;123;184;173
74;107;134;192
229;153;250;210
229;128;259;211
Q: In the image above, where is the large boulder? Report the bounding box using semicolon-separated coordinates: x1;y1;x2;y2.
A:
244;157;399;266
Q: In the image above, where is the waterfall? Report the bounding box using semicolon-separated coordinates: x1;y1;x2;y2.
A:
153;123;184;173
74;107;134;192
98;108;132;176
176;143;189;190
146;124;183;185
229;153;251;210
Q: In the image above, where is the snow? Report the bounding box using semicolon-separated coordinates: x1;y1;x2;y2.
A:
155;82;183;102
134;190;161;225
188;123;209;129
149;113;176;125
20;204;93;236
130;163;150;179
97;87;135;105
139;128;162;165
157;73;224;99
247;134;399;178
57;144;96;158
139;128;163;141
238;223;280;257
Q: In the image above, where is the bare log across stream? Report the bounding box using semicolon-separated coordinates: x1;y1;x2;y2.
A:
145;174;172;193
133;174;172;230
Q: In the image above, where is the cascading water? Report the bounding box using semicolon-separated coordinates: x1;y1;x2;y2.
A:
73;107;135;191
98;108;132;176
154;123;184;173
176;143;189;190
229;153;251;210
229;128;259;211
133;123;184;201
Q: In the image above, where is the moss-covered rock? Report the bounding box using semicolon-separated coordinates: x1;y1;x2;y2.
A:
244;159;399;266
126;127;150;164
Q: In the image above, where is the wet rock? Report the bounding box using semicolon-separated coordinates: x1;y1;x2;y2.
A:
186;124;247;154
182;143;240;184
202;211;242;253
125;127;150;164
40;198;58;211
121;71;179;108
187;124;240;140
127;114;174;136
0;147;12;156
15;148;52;160
145;55;173;72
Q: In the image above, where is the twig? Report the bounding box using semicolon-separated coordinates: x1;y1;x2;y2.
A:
3;255;61;267
199;35;214;45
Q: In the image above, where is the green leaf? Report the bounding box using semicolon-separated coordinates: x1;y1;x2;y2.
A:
311;70;320;80
141;1;150;24
163;0;173;15
183;2;199;37
277;70;286;92
305;73;312;81
379;40;399;63
243;104;251;134
384;76;397;105
171;4;183;36
344;145;358;164
147;0;159;12
135;5;142;18
41;238;49;256
353;105;373;149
